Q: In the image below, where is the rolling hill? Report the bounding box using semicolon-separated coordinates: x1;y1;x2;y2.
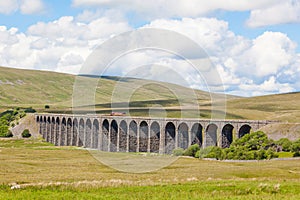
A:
1;66;300;123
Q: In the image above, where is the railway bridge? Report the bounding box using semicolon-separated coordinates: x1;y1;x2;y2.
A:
35;114;275;154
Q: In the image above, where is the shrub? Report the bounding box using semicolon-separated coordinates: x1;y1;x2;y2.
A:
197;146;214;159
294;152;300;157
205;146;224;160
0;125;13;137
292;139;300;157
194;150;200;158
172;148;184;156
0;125;9;137
5;130;13;137
45;105;50;109
19;112;26;118
275;138;292;152
221;131;278;160
22;129;31;138
24;107;36;113
183;144;200;157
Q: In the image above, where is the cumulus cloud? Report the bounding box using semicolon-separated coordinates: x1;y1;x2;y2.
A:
142;18;299;96
0;1;18;14
72;0;300;27
237;32;296;77
0;9;299;96
0;14;131;73
247;0;300;27
72;0;280;19
0;0;45;15
20;0;45;14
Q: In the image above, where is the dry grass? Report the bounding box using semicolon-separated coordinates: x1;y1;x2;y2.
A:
1;139;300;199
1;139;300;186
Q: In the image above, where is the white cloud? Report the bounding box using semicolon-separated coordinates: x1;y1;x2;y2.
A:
0;0;45;15
0;11;299;96
239;76;294;96
238;32;296;77
72;0;280;19
247;0;300;27
0;14;131;73
142;18;299;96
20;0;45;14
0;1;18;14
73;0;300;27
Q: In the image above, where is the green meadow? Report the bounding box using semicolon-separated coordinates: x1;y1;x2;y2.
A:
0;139;299;199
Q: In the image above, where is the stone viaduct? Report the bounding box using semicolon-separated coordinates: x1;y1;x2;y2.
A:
35;114;274;154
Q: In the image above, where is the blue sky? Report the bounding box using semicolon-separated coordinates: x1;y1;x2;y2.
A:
0;0;300;97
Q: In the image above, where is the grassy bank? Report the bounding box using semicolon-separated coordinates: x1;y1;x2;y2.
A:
0;139;300;199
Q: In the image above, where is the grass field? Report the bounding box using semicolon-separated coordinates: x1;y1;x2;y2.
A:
2;66;300;123
0;139;300;199
2;65;300;139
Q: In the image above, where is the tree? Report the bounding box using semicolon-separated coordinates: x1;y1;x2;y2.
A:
275;138;292;152
22;129;31;138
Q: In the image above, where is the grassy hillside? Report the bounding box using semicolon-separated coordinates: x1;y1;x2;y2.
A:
1;66;300;122
226;92;300;122
0;66;229;118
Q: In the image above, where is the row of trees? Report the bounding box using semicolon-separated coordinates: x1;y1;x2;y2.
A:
173;131;300;160
0;108;34;138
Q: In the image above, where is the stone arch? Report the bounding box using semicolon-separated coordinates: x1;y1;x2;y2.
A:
191;123;203;147
61;118;66;146
102;119;109;151
150;121;160;153
129;120;137;152
206;123;217;147
165;122;176;154
92;119;99;149
72;118;78;146
221;124;234;148
178;122;189;149
139;121;149;152
110;120;118;152
67;118;72;146
51;117;55;143
78;118;84;147
119;120;127;152
85;119;92;148
55;117;60;146
239;124;251;138
46;117;51;142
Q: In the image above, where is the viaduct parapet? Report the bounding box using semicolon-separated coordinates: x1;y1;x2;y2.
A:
35;114;276;154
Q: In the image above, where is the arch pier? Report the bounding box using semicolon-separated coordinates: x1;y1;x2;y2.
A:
35;114;274;154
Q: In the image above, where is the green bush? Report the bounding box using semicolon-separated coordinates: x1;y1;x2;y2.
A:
19;111;26;118
205;146;224;160
202;131;279;160
172;148;185;156
6;130;13;137
0;125;13;137
194;150;200;158
292;139;300;157
0;125;9;137
275;138;292;152
22;129;31;138
183;144;200;157
197;146;214;159
24;107;36;113
294;152;300;157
